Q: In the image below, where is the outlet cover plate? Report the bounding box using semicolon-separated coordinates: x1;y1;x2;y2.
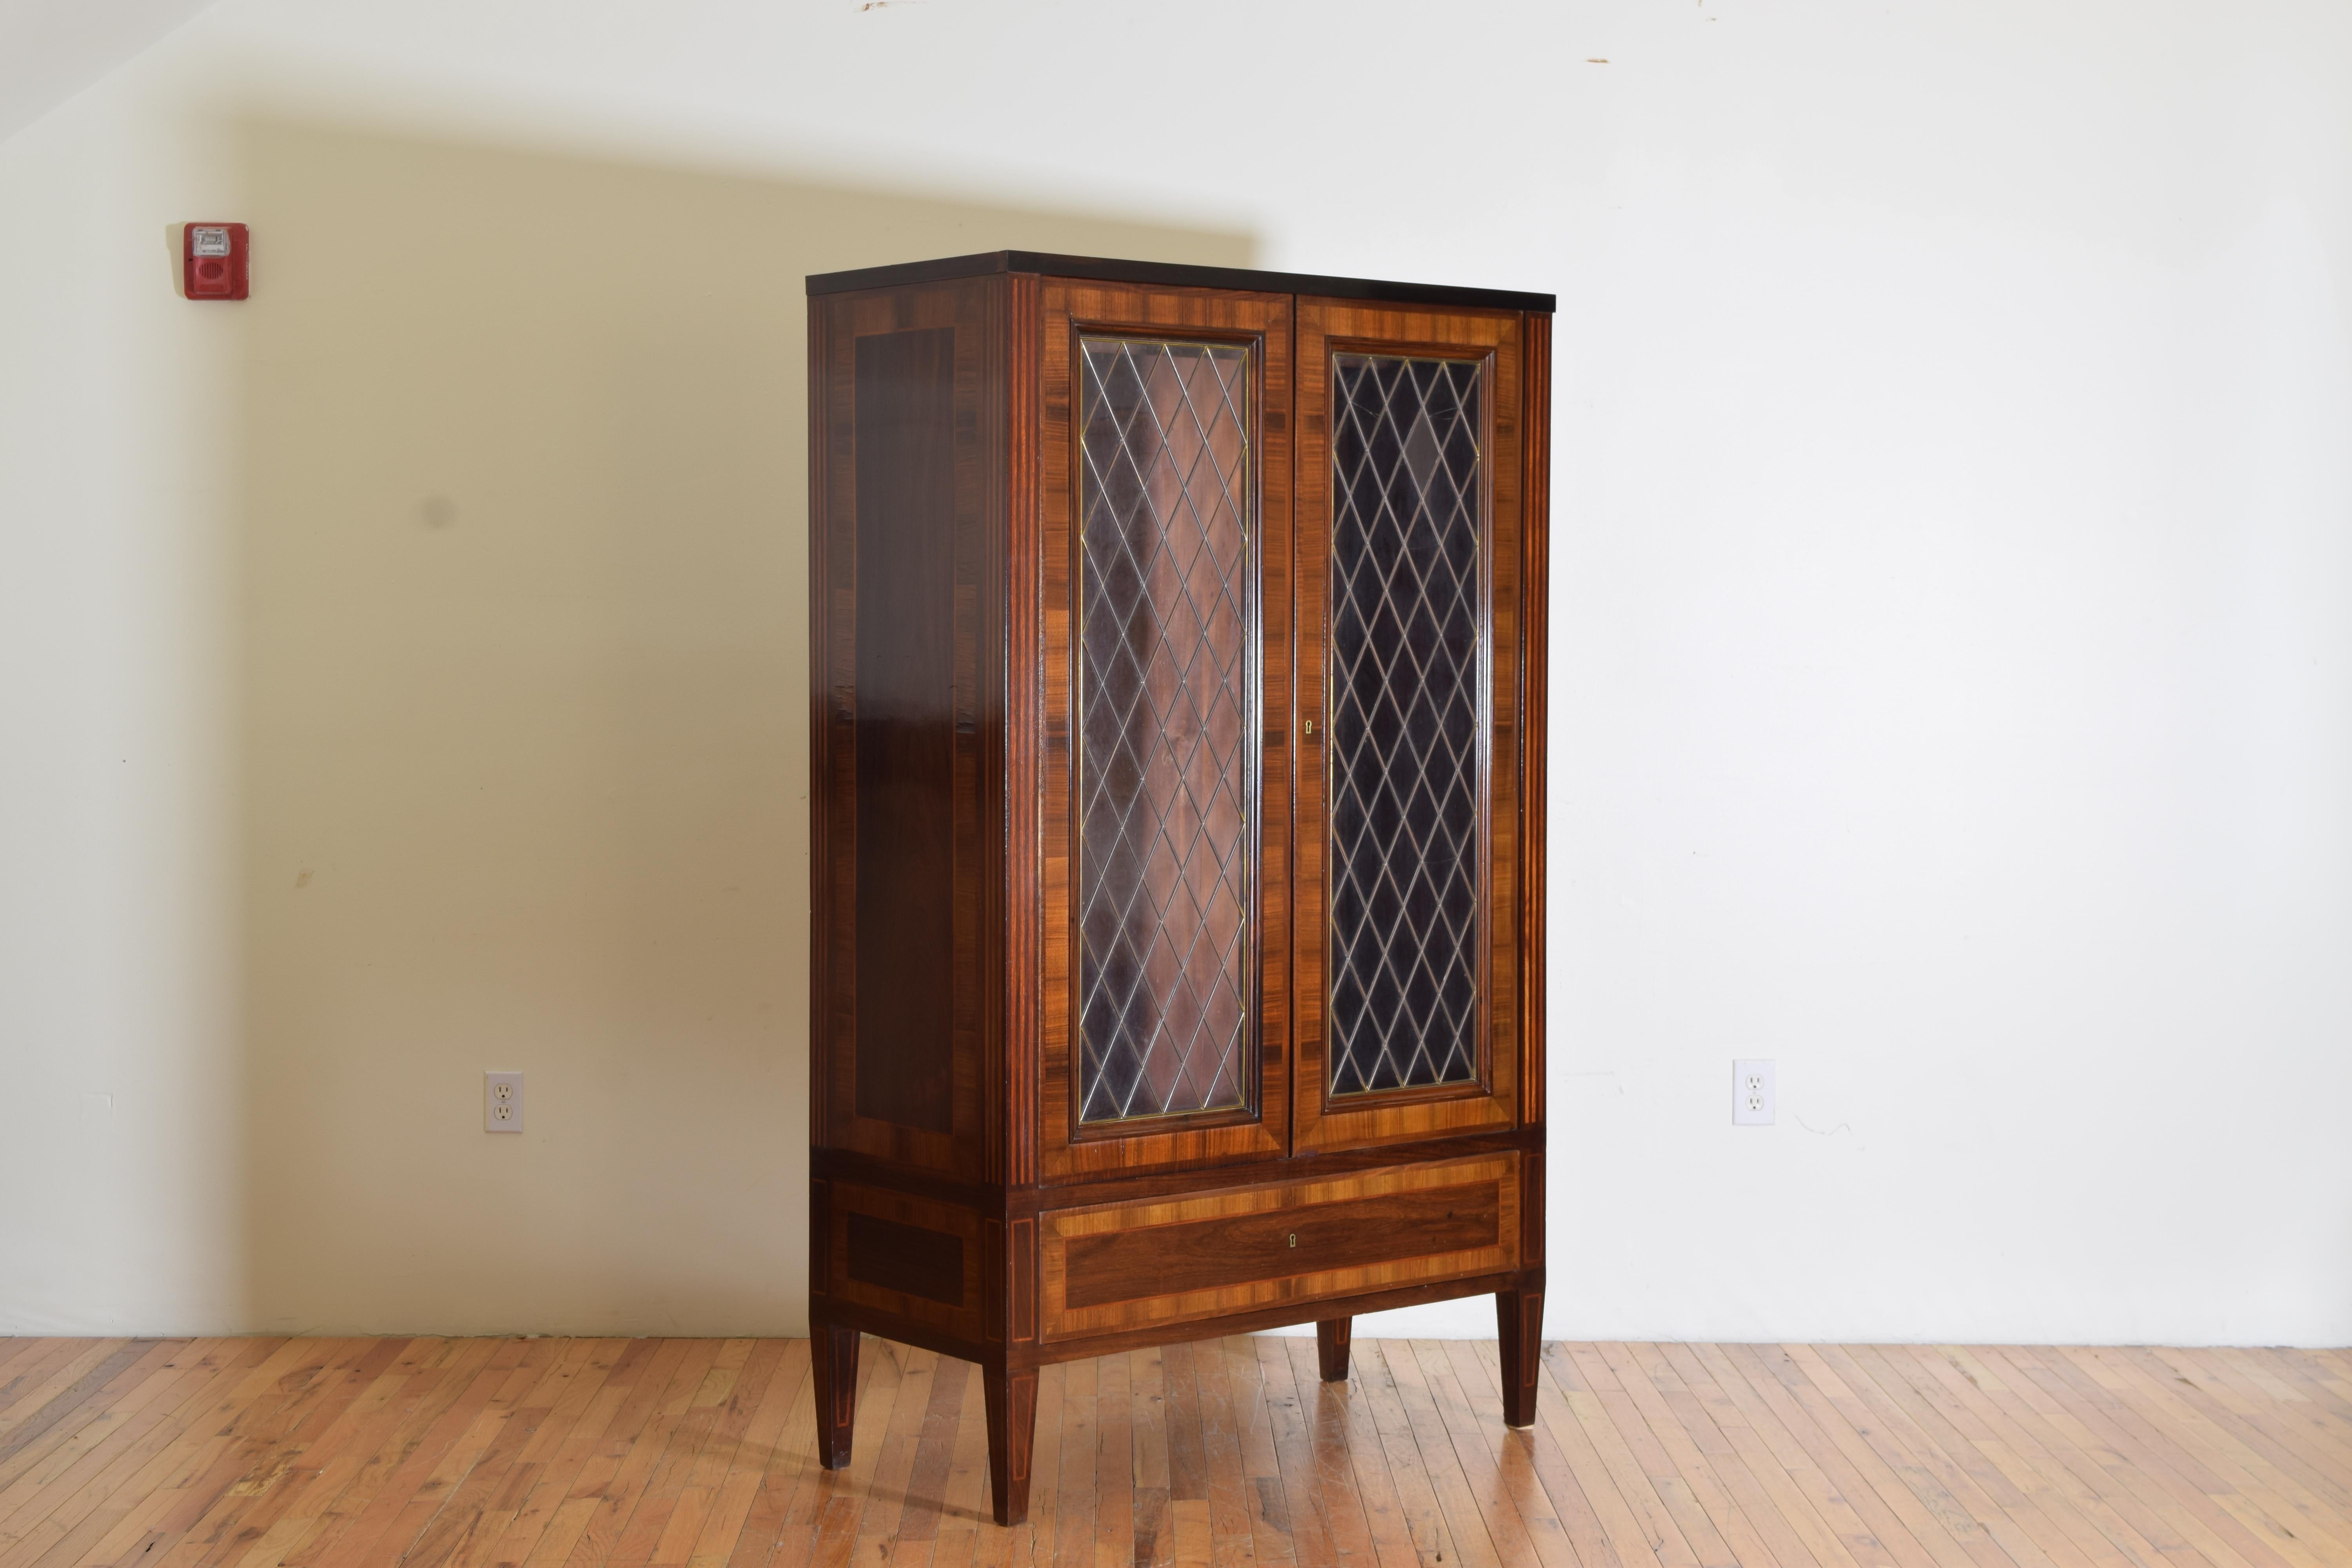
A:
485;1071;524;1133
1733;1059;1775;1125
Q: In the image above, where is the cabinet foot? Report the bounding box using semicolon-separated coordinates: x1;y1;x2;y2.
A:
812;1324;860;1468
1496;1285;1543;1426
984;1366;1038;1526
1315;1318;1352;1383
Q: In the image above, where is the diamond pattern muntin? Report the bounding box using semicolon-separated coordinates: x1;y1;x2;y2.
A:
1327;354;1484;1097
1076;338;1254;1124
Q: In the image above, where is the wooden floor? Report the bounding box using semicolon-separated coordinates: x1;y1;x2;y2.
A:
0;1336;2345;1568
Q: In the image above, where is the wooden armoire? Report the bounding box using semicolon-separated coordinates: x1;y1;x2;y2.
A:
806;252;1551;1527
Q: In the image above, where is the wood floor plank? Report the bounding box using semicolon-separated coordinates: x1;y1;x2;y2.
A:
1180;1340;1258;1568
1844;1345;2118;1568
4;1351;249;1568
142;1338;389;1568
2142;1351;2352;1511
0;1340;210;1545
1535;1345;1681;1568
737;1334;871;1568
1220;1335;1299;1568
1379;1339;1510;1568
1433;1338;1582;1568
1002;1359;1063;1568
1356;1341;1473;1568
1547;1345;1710;1568
682;1338;807;1568
196;1338;456;1568
1955;1346;2229;1568
0;1341;159;1476
1803;1343;2061;1568
1285;1338;1416;1568
2000;1347;2299;1568
1668;1345;1900;1568
848;1344;939;1567
457;1338;636;1568
0;1338;185;1507
2134;1350;2352;1531
1710;1343;1955;1568
917;1361;988;1568
2071;1348;2352;1565
1932;1345;2207;1568
0;1343;120;1433
1636;1342;1855;1568
1254;1334;1356;1568
1581;1345;1769;1568
1;1337;2343;1568
596;1340;753;1568
1884;1345;2148;1568
1592;1340;1783;1568
1743;1345;1994;1568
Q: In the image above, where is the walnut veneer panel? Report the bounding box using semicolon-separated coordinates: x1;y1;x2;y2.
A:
1036;1153;1518;1341
824;1181;986;1341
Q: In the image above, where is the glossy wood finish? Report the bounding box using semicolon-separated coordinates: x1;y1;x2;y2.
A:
1316;1318;1352;1382
1037;1155;1518;1343
1292;299;1528;1155
809;258;1553;1529
982;1364;1037;1528
851;324;958;1137
1035;279;1296;1182
1519;312;1552;1151
808;249;1557;313
4;1335;2345;1567
1496;1283;1543;1427
822;1181;984;1342
812;1324;858;1470
810;277;1001;1183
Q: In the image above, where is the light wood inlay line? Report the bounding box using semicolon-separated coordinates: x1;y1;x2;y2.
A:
0;1337;2341;1567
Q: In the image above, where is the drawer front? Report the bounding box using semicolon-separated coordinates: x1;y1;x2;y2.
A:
1037;1153;1517;1342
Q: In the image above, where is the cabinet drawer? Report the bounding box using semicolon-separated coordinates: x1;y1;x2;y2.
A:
1037;1153;1517;1342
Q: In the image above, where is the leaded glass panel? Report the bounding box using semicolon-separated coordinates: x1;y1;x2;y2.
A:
1075;338;1254;1125
1327;354;1484;1097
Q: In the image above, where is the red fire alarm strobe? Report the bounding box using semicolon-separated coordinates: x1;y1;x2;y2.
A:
184;223;249;300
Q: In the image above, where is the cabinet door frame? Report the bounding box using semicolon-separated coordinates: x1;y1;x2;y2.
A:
1292;299;1526;1153
1034;279;1295;1182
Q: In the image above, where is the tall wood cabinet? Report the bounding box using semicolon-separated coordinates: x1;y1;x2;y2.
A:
806;252;1552;1526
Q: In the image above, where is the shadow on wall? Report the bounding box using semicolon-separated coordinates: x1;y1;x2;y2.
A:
235;118;1254;1334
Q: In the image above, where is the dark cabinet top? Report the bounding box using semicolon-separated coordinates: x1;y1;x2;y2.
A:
804;250;1554;314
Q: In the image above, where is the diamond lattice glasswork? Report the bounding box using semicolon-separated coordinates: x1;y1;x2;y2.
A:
1075;338;1254;1124
1327;354;1484;1097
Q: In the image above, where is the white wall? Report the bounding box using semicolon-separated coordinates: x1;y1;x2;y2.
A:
3;0;2348;1344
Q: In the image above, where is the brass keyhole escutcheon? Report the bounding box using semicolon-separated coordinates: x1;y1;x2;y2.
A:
1303;719;1317;737
1288;1233;1298;1248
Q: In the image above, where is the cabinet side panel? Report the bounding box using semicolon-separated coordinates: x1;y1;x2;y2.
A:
853;327;959;1134
813;279;1000;1180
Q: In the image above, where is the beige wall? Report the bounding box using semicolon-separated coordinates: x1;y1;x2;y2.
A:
231;124;1247;1333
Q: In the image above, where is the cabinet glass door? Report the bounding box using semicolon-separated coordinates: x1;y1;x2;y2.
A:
1036;280;1292;1180
1325;351;1486;1098
1294;301;1528;1152
1074;336;1255;1124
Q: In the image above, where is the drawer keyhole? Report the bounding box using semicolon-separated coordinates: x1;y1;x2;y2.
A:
1288;1233;1298;1248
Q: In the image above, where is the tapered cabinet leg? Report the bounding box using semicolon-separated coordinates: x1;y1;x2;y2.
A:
812;1324;860;1469
1496;1284;1543;1427
1315;1318;1352;1383
983;1365;1038;1526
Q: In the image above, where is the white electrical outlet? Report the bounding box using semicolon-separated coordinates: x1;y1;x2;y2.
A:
1733;1060;1775;1125
485;1071;524;1133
